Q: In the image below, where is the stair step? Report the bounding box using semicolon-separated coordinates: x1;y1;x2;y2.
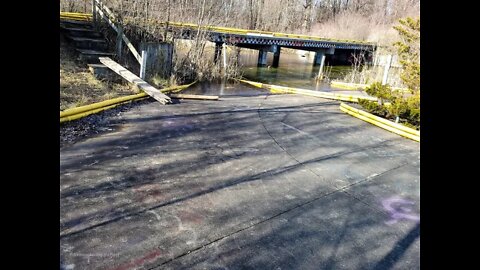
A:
60;19;92;25
69;37;106;43
68;36;108;50
88;64;122;81
60;20;93;28
63;27;102;38
77;49;114;55
77;49;115;63
63;27;96;32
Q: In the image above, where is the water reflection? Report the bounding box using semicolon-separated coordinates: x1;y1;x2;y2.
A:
182;81;269;97
175;45;363;96
239;49;353;91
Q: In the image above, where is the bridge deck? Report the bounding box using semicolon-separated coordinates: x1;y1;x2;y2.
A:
61;12;375;51
161;21;372;45
126;19;376;51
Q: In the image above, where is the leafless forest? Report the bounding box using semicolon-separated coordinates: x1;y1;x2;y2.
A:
61;0;419;45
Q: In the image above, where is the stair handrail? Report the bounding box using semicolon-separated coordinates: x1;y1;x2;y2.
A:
92;0;142;64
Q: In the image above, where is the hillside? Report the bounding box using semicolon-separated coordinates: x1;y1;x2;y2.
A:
60;33;138;111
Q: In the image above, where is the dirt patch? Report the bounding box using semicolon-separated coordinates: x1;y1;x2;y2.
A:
60;98;154;149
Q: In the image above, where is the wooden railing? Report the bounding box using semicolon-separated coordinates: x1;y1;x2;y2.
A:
92;0;142;65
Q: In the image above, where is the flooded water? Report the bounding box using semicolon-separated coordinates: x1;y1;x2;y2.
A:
182;81;269;96
179;46;364;96
239;49;353;91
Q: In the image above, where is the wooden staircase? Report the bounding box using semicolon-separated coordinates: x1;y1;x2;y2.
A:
60;9;172;105
60;18;115;79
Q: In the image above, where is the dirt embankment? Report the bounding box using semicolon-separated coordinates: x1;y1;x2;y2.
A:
60;33;139;111
60;32;154;147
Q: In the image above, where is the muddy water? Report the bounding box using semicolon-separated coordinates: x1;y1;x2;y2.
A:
239;49;352;91
179;47;359;96
181;81;269;96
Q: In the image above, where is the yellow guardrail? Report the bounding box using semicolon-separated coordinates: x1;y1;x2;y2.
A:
239;79;378;103
60;82;196;123
331;81;410;93
339;102;419;142
60;12;92;21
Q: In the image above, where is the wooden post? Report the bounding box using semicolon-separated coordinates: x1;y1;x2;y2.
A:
140;50;147;80
116;25;123;60
92;0;97;26
382;54;392;85
236;47;241;66
222;43;227;74
214;43;222;63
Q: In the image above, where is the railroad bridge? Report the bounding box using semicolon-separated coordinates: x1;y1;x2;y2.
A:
63;0;376;72
161;22;376;67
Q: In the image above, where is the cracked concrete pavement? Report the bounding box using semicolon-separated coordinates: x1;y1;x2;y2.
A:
60;83;420;270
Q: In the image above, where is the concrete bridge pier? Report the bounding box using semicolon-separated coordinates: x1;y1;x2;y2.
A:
257;50;268;67
314;48;335;80
314;51;325;66
313;48;335;66
257;45;280;67
272;47;281;68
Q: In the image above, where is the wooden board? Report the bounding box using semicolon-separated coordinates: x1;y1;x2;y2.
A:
99;57;171;104
169;94;219;100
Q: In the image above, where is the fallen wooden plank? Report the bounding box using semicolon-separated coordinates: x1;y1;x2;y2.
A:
99;57;171;104
169;94;219;100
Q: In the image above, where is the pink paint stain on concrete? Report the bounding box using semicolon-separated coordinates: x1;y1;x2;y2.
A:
382;196;420;225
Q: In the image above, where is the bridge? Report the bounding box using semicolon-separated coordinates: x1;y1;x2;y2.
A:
154;21;376;67
64;0;376;71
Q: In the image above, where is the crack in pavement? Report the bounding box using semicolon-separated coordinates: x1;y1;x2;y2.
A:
60;101;406;239
152;160;413;269
150;96;416;268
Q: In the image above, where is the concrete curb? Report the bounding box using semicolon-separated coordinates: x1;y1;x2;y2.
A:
239;79;378;103
331;81;410;93
60;82;196;123
339;102;419;142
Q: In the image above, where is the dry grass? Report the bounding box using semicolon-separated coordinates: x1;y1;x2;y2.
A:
171;36;242;84
310;12;372;41
309;8;419;89
60;34;139;111
310;6;419;46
